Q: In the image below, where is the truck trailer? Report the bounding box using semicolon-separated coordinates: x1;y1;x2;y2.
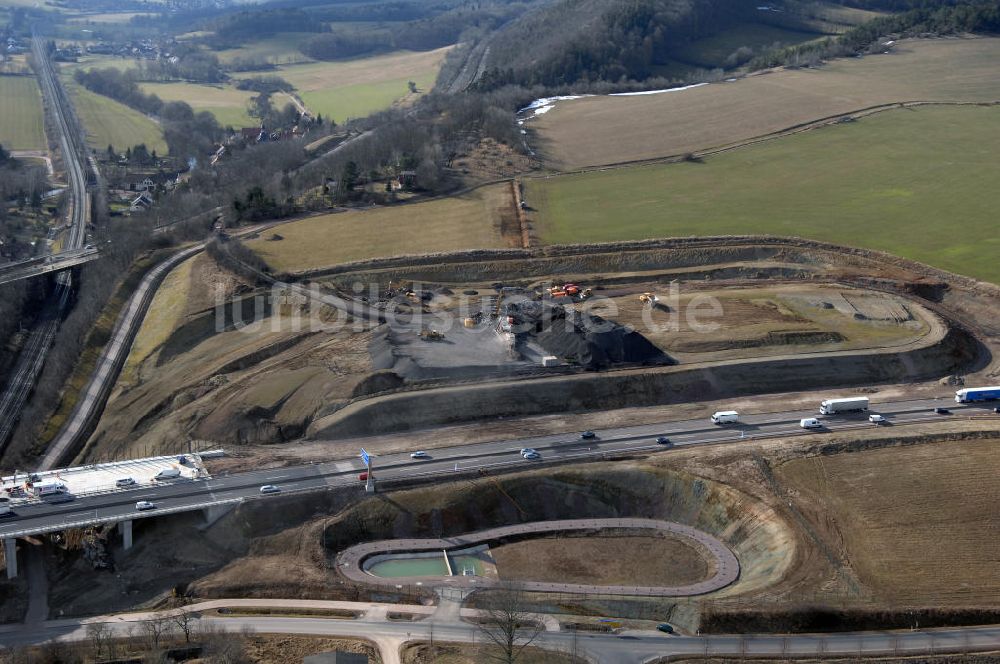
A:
819;396;870;415
955;386;1000;403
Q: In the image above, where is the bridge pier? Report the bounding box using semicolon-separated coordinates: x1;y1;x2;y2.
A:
4;538;17;579
202;502;238;528
121;520;133;550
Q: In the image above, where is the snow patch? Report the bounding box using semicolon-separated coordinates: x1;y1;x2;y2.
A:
609;82;708;97
517;82;709;123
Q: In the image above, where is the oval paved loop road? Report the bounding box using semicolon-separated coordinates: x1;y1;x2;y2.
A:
337;518;739;596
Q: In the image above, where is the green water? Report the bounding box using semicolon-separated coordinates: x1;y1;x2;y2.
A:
450;554;485;576
367;557;449;578
366;551;487;578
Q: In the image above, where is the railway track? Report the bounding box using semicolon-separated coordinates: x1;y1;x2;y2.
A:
0;35;91;455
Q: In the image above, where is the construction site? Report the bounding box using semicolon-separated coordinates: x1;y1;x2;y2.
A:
3;229;997;645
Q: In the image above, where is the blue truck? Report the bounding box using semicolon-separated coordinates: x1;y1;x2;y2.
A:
955;386;1000;403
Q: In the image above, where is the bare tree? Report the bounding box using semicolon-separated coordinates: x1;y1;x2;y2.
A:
86;622;112;660
170;600;200;643
474;582;544;664
140;613;174;652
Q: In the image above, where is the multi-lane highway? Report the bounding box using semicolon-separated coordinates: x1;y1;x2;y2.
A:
0;36;91;453
4;396;994;540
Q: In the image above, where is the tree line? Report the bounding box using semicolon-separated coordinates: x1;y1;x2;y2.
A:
749;0;1000;68
73;68;225;159
300;1;531;60
475;0;758;90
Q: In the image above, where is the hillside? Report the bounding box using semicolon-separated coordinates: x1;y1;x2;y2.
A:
474;0;880;89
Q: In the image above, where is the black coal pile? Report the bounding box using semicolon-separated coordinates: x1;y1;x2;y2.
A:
506;300;672;370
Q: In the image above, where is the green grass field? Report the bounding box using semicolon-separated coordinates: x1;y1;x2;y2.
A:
672;23;826;68
211;32;317;66
274;47;449;122
247;183;510;273
298;77;423;123
0;75;46;150
139;81;256;128
527;106;1000;285
66;80;167;153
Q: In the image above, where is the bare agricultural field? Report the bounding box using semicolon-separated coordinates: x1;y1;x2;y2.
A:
0;75;46;150
247;184;512;275
491;535;711;587
777;437;1000;605
528;37;1000;169
598;284;935;363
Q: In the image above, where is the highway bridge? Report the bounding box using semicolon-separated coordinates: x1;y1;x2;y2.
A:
0;246;100;286
4;396;995;578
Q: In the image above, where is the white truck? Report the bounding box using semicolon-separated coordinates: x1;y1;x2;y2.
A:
711;411;740;425
33;480;68;497
819;396;870;416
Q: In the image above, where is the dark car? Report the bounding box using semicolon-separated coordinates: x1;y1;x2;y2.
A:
934;407;951;415
656;623;674;634
993;407;1000;414
655;436;671;445
580;431;597;439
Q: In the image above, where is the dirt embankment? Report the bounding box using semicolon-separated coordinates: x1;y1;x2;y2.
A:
308;323;974;439
42;423;1000;629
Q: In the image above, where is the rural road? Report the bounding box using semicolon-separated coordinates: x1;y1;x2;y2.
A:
4;396;995;541
337;518;740;597
3;598;1000;664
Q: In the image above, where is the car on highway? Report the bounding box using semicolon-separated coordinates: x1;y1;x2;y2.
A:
869;414;886;423
115;477;136;488
410;451;429;459
135;501;156;511
656;623;674;634
994;407;1000;414
655;436;671;445
522;451;541;460
580;430;597;439
934;407;951;415
800;418;822;429
519;448;537;457
259;485;281;494
154;468;182;481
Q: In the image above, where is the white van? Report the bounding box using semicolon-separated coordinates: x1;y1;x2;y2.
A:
154;468;182;481
800;418;822;429
711;411;740;425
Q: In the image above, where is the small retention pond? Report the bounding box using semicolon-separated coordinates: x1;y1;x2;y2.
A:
364;547;491;579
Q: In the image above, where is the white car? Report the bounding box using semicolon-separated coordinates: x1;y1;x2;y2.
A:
519;448;537;458
259;485;281;494
135;501;156;511
869;414;886;423
409;451;429;459
800;418;822;429
522;452;541;460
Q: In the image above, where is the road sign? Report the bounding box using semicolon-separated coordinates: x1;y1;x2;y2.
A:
360;448;370;466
